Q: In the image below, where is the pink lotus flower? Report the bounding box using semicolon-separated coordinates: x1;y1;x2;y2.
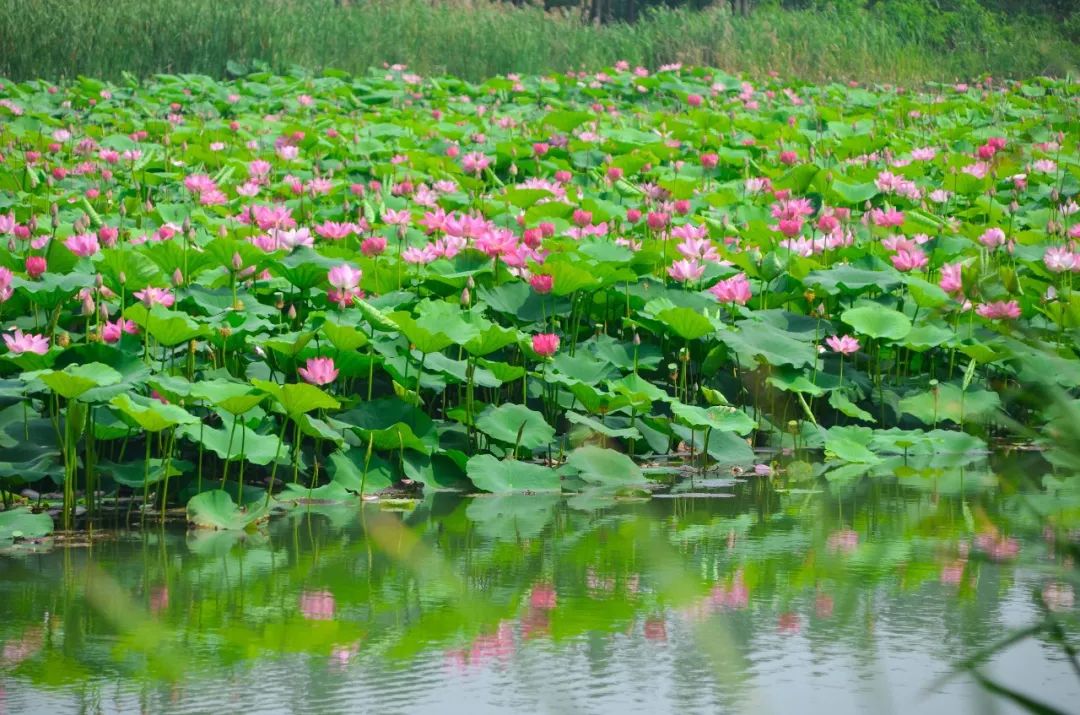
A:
251;204;296;231
134;286;175;308
361;236;387;257
940;262;964;294
826;335;860;355
667;258;705;283
298;357;339;386
890;247;928;272
529;274;553;294
646;211;669;231
3;329;49;355
709;273;752;305
0;267;12;302
1043;246;1075;273
532;333;560;357
315;221;355;240
327;264;362;291
401;245;439;265
461;152;491;174
102;319;138;343
64;232;100;257
978;227;1006;249
976;300;1021;321
25;256;46;278
869;208;905;228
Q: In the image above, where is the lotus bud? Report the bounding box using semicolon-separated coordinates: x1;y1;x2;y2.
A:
633;332;640;346
182;216;191;234
287;305;297;320
231;252;243;271
275;292;285;310
118;271;126;285
172;268;184;286
460;287;470;306
218;225;228;238
467;276;475;289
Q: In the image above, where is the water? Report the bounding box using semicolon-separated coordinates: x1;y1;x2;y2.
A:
1;466;1078;715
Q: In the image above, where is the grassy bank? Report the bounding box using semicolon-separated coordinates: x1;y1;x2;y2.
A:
0;0;1076;83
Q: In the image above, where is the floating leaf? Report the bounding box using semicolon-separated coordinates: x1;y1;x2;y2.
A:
565;446;646;486
0;507;53;543
466;454;561;493
187;490;269;530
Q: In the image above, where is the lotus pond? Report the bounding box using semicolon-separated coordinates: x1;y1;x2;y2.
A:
0;65;1078;711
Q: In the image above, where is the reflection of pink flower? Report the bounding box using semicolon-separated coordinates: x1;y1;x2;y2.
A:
330;643;360;669
299;589;335;620
1042;582;1074;612
529;584;557;610
940;560;966;585
709;570;748;610
815;592;834;619
150;586;169;614
643;617;667;642
826;529;859;554
778;612;801;634
974;532;1019;561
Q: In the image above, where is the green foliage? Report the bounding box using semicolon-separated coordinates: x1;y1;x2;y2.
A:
0;0;1074;83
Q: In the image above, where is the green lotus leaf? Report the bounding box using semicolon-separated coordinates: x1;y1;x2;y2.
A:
466;454;561;493
38;363;122;400
565;445;646;486
186;489;269;530
110;393;198;432
475;403;555;450
841;306;912;342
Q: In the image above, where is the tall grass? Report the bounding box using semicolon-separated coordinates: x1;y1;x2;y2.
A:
0;0;1075;83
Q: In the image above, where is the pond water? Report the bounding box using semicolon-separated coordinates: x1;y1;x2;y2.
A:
1;462;1078;715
